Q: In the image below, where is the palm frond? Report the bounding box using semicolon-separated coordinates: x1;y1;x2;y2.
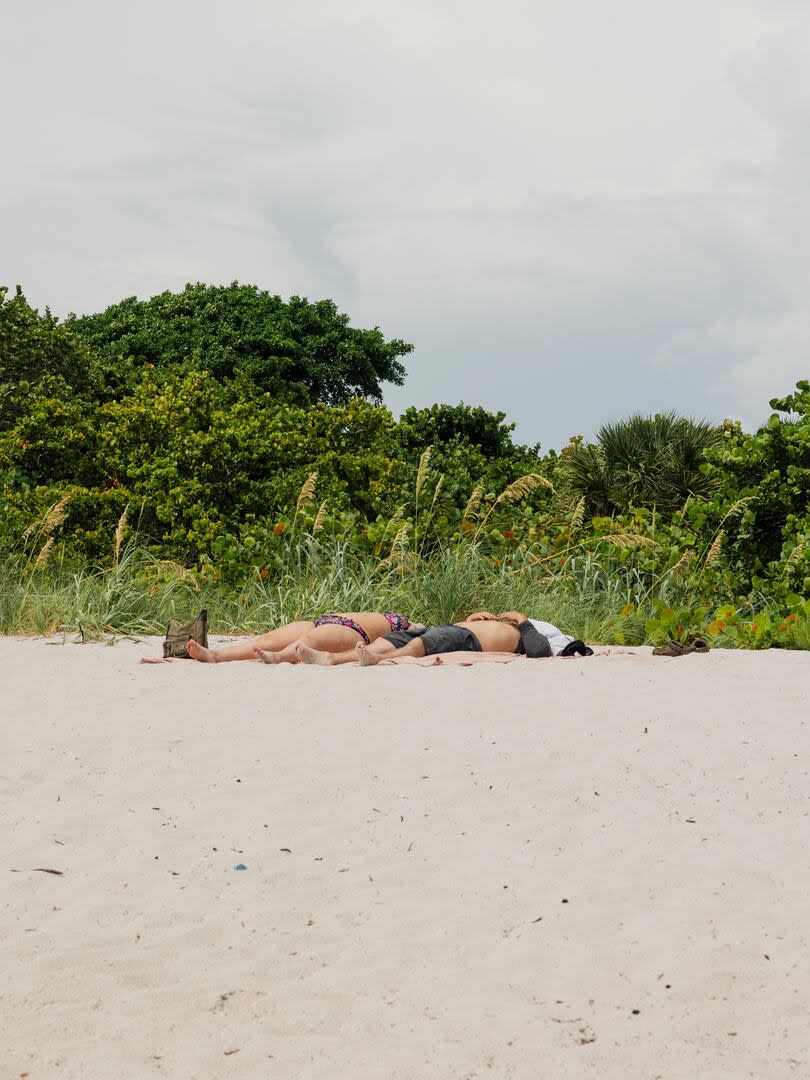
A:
565;413;720;513
559;443;615;516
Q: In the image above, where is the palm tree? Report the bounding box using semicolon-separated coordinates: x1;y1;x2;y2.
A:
561;412;720;515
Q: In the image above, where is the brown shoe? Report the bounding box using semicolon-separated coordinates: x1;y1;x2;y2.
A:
652;638;710;656
652;639;694;656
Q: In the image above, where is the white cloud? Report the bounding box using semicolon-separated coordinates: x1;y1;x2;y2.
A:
1;0;808;445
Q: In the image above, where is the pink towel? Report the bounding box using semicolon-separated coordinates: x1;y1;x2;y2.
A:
379;651;525;667
378;647;649;666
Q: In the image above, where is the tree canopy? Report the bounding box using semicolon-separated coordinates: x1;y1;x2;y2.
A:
0;285;100;429
66;282;413;405
3;280;810;609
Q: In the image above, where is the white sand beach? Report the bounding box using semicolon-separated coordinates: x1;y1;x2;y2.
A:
3;636;810;1079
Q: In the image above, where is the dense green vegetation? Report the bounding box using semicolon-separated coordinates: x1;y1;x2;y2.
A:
65;282;413;404
2;282;808;646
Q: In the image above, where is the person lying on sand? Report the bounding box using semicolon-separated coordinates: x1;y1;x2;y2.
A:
296;611;590;666
466;611;592;657
186;611;415;664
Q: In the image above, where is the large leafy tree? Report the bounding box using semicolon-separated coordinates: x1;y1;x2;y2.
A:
560;412;721;515
1;283;548;562
66;282;412;405
0;286;99;430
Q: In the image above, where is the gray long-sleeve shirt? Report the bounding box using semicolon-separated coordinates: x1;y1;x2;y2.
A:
516;620;552;658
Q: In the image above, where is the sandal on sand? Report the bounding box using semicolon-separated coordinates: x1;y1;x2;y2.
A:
163;609;208;659
652;638;710;656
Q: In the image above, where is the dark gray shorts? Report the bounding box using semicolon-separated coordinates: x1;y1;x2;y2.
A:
383;624;482;655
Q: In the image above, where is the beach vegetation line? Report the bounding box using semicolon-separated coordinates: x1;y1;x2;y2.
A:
2;284;810;647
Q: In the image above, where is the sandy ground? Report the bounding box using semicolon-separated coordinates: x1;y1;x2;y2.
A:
2;636;810;1080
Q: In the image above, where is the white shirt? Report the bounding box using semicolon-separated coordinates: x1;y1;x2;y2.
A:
528;620;575;656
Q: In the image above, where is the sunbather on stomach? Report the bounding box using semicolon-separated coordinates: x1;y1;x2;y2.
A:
187;611;413;664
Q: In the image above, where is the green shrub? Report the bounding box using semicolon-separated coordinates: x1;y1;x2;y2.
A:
702;383;810;597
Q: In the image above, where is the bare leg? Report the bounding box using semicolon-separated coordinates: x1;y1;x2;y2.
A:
188;621;315;663
254;643;300;664
297;635;400;667
358;637;426;666
259;624;373;666
294;643;344;666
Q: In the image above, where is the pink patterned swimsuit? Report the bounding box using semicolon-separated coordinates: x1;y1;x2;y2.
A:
312;612;411;645
382;611;411;633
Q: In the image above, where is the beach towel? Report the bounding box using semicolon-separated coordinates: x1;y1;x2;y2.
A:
379;646;650;666
379;651;522;666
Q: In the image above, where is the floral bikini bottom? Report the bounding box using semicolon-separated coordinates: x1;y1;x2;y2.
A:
313;611;411;646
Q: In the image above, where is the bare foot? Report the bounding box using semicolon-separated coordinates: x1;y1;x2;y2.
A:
188;639;216;663
357;643;381;667
254;647;285;664
295;643;335;666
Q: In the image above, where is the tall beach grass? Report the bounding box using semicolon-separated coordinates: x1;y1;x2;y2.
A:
3;468;808;648
0;538;647;642
5;537;805;647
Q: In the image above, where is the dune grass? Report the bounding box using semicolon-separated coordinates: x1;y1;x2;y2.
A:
5;466;808;649
0;541;640;642
3;538;806;649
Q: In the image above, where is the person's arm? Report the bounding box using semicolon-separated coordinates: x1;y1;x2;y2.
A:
466;611;497;622
517;620;552;658
496;610;528;623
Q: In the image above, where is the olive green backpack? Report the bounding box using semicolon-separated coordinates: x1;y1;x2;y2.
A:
162;609;208;659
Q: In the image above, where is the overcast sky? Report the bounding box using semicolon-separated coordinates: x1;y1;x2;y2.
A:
1;0;808;448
